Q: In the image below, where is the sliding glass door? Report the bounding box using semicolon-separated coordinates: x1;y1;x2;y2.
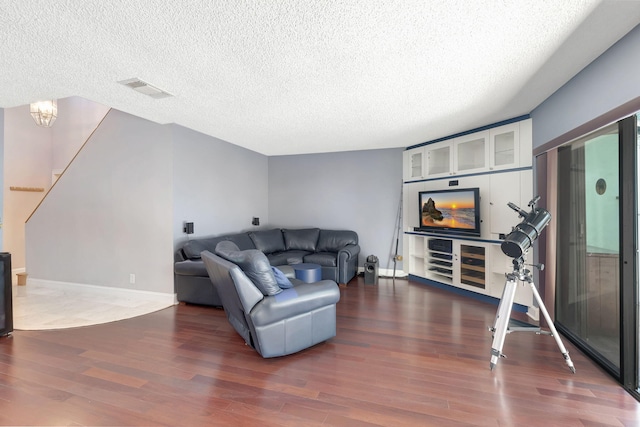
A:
556;123;621;372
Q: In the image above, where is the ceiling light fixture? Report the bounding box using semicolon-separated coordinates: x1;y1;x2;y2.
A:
30;100;58;127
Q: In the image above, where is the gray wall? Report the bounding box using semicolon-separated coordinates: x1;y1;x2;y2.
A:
268;148;404;273
26;109;175;293
532;24;640;148
172;124;269;247
0;109;3;251
23;104;401;293
26;111;272;294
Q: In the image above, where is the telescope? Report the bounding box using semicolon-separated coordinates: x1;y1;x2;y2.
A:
500;196;551;259
490;196;575;373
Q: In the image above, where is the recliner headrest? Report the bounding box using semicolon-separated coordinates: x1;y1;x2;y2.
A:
214;241;281;296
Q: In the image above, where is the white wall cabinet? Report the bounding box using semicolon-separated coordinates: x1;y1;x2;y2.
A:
404;148;425;180
402;117;534;312
403;119;532;181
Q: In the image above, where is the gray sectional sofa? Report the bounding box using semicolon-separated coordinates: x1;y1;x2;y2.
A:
174;228;360;306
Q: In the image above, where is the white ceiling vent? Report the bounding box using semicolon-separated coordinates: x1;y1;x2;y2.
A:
118;78;173;99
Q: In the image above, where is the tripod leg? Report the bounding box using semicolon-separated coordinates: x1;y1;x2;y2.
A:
490;278;518;370
529;283;576;373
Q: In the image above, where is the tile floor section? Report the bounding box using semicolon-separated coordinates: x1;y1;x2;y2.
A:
11;282;175;330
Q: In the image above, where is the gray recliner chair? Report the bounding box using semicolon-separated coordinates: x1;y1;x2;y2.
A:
201;248;340;358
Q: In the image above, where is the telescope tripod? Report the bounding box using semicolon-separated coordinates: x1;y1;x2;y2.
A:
489;257;575;373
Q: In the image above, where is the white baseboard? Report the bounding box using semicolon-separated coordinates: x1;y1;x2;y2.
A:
25;278;177;306
358;267;408;278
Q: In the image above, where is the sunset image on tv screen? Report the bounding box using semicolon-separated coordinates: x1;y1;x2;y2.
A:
421;190;476;229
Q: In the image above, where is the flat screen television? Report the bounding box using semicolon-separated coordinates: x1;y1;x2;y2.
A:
417;187;481;236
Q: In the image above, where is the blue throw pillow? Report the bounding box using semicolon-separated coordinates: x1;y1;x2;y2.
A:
271;266;293;289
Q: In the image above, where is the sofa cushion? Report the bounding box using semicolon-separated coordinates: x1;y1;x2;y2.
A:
182;233;255;259
249;229;286;254
267;250;309;266
304;252;338;267
215;241;281;296
317;230;358;252
283;228;320;251
182;240;208;259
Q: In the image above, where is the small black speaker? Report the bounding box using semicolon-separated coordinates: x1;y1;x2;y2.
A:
364;256;378;285
184;222;194;234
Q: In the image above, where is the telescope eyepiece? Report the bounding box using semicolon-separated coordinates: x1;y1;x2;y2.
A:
507;202;528;218
528;196;541;207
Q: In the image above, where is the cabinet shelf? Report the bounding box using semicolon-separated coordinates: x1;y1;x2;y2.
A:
426;238;454;284
461;272;485;288
460;244;485;289
460;263;484;273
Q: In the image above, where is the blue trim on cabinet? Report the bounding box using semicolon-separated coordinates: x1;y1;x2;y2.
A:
404;232;503;245
406;114;531;150
409;274;529;313
403;165;532;184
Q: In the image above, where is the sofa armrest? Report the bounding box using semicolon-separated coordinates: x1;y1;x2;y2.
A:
174;259;207;276
175;248;188;262
338;244;360;261
250;280;340;327
337;244;360;284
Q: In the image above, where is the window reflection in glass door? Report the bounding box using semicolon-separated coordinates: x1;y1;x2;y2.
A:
556;123;620;370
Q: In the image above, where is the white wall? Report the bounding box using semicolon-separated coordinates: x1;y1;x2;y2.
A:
268;148;404;272
3;97;110;270
26;109;175;293
3;104;52;269
532;24;640;148
51;97;111;171
172;124;269;248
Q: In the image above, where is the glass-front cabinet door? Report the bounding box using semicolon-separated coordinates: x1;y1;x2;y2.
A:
404;147;425;180
490;123;520;170
455;132;488;173
408;149;424;180
426;142;452;177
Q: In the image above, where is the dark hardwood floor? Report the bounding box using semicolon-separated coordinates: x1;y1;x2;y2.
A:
0;276;638;426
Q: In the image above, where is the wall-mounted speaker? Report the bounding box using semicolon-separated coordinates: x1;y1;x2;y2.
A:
184;222;194;234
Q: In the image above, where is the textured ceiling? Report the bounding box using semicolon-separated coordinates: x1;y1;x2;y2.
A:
1;1;639;155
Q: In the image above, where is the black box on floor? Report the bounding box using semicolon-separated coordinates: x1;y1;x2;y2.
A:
364;260;379;285
0;252;13;337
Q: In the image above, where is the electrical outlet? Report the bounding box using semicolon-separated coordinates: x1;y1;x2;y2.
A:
129;273;136;284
